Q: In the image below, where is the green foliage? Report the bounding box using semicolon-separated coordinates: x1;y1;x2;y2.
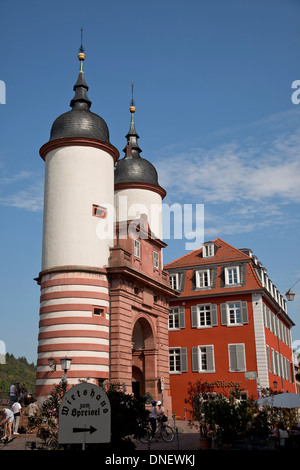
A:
37;381;67;449
0;353;36;395
105;382;149;450
36;380;149;450
185;379;274;444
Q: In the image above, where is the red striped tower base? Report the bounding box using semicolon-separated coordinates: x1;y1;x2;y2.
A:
35;267;110;401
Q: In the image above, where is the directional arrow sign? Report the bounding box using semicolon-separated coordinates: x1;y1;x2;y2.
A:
73;426;97;434
58;383;111;445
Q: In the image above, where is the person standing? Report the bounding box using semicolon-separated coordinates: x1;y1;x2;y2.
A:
0;408;14;443
27;398;39;433
11;399;22;435
9;382;17;404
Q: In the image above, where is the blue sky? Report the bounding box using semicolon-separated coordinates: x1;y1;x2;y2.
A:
0;0;300;365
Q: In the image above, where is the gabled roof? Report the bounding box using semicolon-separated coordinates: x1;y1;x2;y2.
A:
164;238;251;269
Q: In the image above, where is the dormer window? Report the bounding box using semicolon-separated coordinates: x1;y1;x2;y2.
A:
202;243;215;258
196;269;211;288
225;266;240;285
169;273;179;290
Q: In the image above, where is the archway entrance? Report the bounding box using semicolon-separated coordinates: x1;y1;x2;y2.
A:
132;317;157;400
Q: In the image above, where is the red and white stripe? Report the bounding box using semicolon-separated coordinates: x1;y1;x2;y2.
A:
36;270;110;398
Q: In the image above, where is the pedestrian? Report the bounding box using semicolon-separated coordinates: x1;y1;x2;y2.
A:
27;398;39;433
0;408;14;443
150;401;157;437
157;400;166;435
20;383;28;406
11;398;22;435
9;382;17;403
15;382;20;397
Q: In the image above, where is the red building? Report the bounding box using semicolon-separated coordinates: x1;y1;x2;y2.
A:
164;238;296;419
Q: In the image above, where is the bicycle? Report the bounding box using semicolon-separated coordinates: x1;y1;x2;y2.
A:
140;420;174;443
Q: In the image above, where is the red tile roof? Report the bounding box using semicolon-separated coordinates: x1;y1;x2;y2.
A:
164;238;263;297
164;238;251;269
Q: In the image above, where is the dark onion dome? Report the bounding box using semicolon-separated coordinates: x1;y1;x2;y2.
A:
114;104;165;196
49;52;110;143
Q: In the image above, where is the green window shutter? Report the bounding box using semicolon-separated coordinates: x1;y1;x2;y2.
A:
180;348;188;372
220;303;227;325
241;302;248;324
191;305;198;328
192;347;199;372
179;307;185;329
211;304;218;326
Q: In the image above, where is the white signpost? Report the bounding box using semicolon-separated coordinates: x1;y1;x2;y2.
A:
58;383;111;448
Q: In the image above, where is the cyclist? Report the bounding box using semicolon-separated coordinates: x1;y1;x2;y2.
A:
149;401;157;437
157;400;166;435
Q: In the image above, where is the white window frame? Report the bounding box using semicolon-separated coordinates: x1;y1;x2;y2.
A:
153;251;159;269
134;239;140;258
225;266;240;285
191;304;218;329
191;345;215;373
196;269;211;288
220;301;248;327
202;243;215;258
168;306;185;331
198;304;213;327
169;347;187;374
169;308;180;330
199;345;215;372
228;302;242;325
169;273;179;290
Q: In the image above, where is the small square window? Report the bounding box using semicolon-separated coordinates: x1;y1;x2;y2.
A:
94;307;104;316
92;205;107;218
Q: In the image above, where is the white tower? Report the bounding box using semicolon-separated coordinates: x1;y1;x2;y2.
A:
35;46;119;400
114;96;166;240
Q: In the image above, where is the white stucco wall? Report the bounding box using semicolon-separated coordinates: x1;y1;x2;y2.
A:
114;187;162;240
42;145;114;270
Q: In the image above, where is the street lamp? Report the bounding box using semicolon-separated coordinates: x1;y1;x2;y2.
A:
273;381;278;389
286;279;300;301
60;357;72;383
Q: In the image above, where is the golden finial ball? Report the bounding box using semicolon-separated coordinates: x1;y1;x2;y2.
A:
78;52;85;61
130;105;136;113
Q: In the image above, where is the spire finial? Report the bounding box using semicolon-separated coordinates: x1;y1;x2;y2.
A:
130;83;136;113
78;27;85;71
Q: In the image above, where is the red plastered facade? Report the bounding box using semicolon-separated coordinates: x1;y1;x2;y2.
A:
165;238;296;419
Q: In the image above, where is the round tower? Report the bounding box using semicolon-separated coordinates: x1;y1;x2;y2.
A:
36;46;119;401
114;95;166;240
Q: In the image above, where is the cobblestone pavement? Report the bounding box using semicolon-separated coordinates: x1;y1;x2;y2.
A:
0;421;200;451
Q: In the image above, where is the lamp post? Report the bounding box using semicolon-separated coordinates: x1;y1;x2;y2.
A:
286;279;300;301
60;357;72;383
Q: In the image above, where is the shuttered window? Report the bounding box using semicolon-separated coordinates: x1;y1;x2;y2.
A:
191;304;218;328
168;307;185;330
220;301;248;326
191;346;215;373
228;344;246;372
169;347;188;373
